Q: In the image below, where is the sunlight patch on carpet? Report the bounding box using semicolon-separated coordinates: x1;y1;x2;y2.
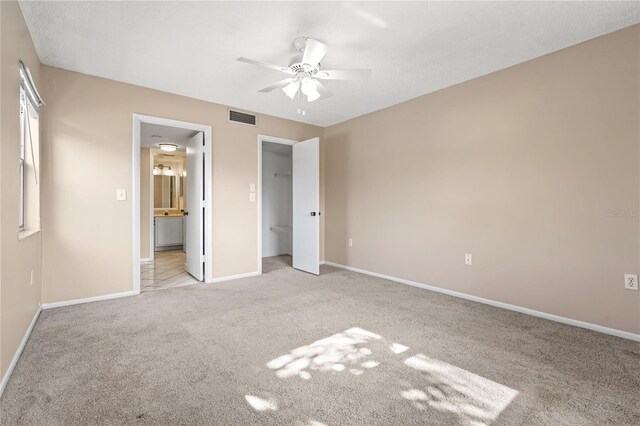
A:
266;327;381;380
403;354;518;425
390;342;409;354
245;395;278;411
261;327;518;425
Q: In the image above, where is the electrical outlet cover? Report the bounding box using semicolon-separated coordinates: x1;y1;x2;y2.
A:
624;274;638;290
116;188;127;201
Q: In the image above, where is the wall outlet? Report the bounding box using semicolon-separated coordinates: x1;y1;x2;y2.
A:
249;183;255;192
465;254;472;265
348;238;353;247
624;274;638;290
249;193;256;202
116;188;127;201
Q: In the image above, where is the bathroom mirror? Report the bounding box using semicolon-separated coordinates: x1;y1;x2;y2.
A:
154;175;178;208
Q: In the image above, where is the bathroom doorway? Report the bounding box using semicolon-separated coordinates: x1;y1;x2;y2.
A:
133;114;213;294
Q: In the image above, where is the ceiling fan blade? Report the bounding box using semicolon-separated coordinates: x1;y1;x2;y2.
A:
237;57;292;74
314;80;333;99
302;39;328;67
316;69;372;80
258;78;296;93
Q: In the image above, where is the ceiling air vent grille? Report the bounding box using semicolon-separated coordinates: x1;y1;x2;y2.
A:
229;109;257;126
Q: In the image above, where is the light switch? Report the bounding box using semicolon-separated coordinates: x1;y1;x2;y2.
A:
249;183;256;193
116;189;127;201
249;193;256;202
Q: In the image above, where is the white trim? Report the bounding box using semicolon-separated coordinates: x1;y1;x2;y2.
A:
132;114;214;293
0;305;41;396
132;117;141;295
257;135;298;274
18;229;41;241
211;271;261;283
41;291;135;310
140;257;153;263
324;261;640;342
147;149;155;262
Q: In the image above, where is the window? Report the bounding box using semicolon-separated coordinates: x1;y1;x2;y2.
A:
19;61;43;238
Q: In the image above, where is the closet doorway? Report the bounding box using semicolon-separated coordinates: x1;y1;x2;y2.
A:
258;135;320;275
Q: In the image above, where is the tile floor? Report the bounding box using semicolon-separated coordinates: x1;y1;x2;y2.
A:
140;250;199;292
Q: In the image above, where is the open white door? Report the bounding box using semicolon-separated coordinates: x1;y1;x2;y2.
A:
292;137;320;275
186;132;204;281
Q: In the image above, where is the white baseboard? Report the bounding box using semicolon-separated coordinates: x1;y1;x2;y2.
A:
0;305;42;397
140;257;152;263
324;261;640;342
210;271;261;283
41;291;135;310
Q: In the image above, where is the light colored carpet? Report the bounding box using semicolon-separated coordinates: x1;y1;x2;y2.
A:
1;256;639;425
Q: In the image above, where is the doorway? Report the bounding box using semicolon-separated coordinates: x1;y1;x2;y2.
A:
132;114;213;294
261;141;293;272
258;135;320;275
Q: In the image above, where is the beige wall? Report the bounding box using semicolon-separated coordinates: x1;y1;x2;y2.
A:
325;25;640;334
40;66;323;303
140;148;151;260
0;1;43;379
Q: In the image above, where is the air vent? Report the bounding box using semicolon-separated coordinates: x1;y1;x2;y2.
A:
229;109;256;126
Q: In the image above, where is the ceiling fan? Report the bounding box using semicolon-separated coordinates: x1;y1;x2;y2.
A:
237;37;371;102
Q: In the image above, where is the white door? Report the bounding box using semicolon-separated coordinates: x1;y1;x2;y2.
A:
292;137;320;275
186;132;204;280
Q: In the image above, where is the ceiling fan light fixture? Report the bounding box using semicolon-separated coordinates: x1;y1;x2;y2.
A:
238;37;369;104
282;81;299;99
159;143;178;152
301;77;320;102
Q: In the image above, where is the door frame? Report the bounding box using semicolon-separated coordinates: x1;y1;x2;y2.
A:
144;148;154;262
133;114;213;294
257;135;297;274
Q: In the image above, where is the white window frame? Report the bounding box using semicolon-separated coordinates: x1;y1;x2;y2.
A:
19;84;26;230
18;62;43;238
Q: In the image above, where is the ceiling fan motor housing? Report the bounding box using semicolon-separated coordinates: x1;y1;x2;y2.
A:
293;36;311;53
290;63;318;79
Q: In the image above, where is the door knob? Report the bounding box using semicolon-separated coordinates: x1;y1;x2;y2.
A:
310;212;316;216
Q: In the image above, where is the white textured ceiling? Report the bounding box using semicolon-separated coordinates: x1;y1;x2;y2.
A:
141;123;196;151
20;1;640;127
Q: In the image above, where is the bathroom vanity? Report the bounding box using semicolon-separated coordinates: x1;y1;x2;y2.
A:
154;215;184;250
